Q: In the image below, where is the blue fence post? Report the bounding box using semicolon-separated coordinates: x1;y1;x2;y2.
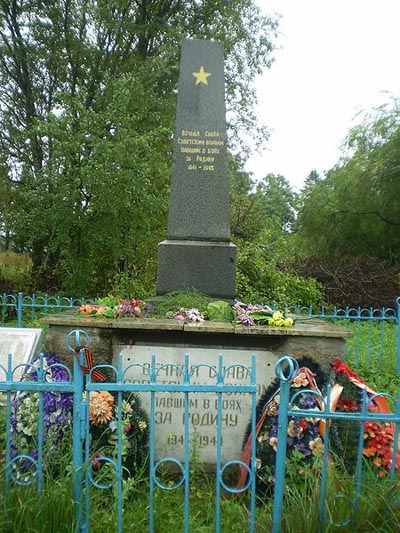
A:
272;356;298;533
396;297;400;374
66;330;86;532
72;350;85;531
17;292;23;327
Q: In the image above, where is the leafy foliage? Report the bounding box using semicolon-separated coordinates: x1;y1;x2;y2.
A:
295;98;400;265
0;251;32;292
229;157;322;306
236;238;323;306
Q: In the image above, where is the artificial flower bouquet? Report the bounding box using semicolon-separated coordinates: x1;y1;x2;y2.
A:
232;303;294;328
10;353;149;482
330;359;400;477
238;363;324;497
87;389;149;477
10;353;74;481
78;297;150;319
238;358;399;499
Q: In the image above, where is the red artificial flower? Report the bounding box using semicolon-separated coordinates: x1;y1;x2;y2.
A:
337;398;359;412
299;419;308;431
363;446;376;458
331;359;364;382
123;422;132;434
90;452;102;470
363;419;399;474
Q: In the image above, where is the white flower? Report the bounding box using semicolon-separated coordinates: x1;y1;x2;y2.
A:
186;308;205;322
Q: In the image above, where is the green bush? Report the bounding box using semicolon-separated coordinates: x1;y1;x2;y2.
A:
236;244;323;307
0;251;32;293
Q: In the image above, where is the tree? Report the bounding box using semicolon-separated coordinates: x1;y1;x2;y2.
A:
0;1;279;294
228;158;321;305
295;98;400;264
256;173;297;232
230;165;297;240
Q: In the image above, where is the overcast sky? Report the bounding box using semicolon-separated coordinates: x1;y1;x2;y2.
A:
245;0;400;191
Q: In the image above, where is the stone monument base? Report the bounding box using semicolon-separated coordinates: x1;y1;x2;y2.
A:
157;239;236;298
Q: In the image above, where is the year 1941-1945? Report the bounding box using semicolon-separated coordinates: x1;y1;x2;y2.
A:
167;434;221;447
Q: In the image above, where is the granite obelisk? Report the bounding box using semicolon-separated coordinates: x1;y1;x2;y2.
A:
157;39;236;298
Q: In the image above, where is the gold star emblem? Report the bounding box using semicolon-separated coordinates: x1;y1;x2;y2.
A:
192;66;212;85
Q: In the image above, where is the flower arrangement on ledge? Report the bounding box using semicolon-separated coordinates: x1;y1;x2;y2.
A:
77;294;295;328
78;298;152;319
232;303;294;327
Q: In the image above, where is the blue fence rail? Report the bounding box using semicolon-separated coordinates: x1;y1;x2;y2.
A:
286;297;400;373
0;292;96;327
1;293;399;373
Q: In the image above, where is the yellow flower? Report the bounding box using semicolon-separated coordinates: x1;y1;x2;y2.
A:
89;391;114;426
292;371;309;388
138;420;147;431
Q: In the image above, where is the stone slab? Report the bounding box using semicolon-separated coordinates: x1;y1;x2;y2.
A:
157;239;237;297
41;315;353;338
0;327;42;381
118;345;277;465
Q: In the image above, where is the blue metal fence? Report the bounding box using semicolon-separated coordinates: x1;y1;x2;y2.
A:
1;331;400;531
0;292;96;327
1;329;258;532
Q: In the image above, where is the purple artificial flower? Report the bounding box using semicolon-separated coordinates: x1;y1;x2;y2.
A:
61;393;74;411
144;303;153;316
10;353;74;478
43;392;57;412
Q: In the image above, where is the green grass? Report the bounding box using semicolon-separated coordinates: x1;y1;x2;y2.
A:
1;460;399;532
343;319;400;398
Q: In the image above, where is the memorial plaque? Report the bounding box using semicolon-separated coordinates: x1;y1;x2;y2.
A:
118;346;278;465
0;327;41;373
157;38;237;298
0;328;42;403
